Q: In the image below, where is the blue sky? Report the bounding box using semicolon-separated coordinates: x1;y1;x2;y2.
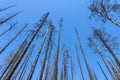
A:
1;0;120;80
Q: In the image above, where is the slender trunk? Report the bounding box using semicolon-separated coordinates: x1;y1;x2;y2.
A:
88;37;116;80
4;13;49;80
75;45;84;80
95;9;120;28
63;48;69;80
0;5;16;12
70;57;74;80
52;18;62;80
60;67;64;80
0;10;22;25
95;31;120;68
44;46;53;80
0;38;27;79
0;22;17;37
75;27;92;80
102;56;116;80
107;60;120;80
97;61;109;80
18;46;34;80
27;29;48;80
0;24;28;54
39;24;54;80
12;45;34;80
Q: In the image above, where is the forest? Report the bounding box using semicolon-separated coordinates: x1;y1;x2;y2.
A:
0;0;120;80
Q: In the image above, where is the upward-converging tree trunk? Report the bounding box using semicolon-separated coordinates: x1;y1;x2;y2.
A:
0;38;27;79
52;18;62;80
0;10;22;25
94;29;120;68
27;29;48;80
0;5;16;12
107;60;120;80
70;56;74;80
4;13;49;80
97;61;109;80
0;24;28;54
75;27;93;80
39;23;55;80
12;45;35;80
88;36;116;80
89;0;120;28
75;45;84;80
44;43;53;80
18;45;35;80
0;22;18;37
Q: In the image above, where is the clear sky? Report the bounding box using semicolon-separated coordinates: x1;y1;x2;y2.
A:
0;0;120;80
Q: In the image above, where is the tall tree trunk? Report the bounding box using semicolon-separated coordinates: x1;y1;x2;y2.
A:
0;24;28;54
75;46;84;80
18;46;34;80
52;18;62;80
75;27;93;80
97;61;109;80
70;57;74;80
4;13;49;80
0;5;16;12
0;10;22;25
95;30;120;68
44;46;53;80
27;29;48;80
107;60;120;80
0;22;17;37
12;45;34;80
0;38;27;80
39;23;54;80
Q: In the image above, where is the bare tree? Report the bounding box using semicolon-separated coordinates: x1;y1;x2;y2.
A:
92;28;120;68
52;18;62;80
89;0;120;28
4;13;49;80
97;61;109;80
12;45;35;80
0;10;22;25
0;5;16;12
75;45;84;80
0;22;18;37
75;27;93;80
27;28;49;80
0;37;27;79
0;24;28;54
18;45;34;80
70;56;74;80
88;36;117;80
